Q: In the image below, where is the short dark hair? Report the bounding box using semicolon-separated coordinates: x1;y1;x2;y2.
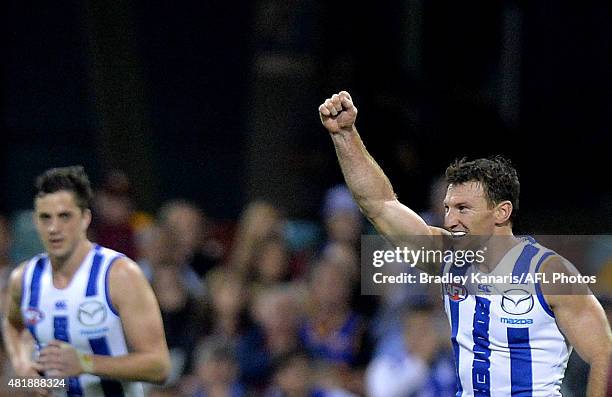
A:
34;166;93;210
445;156;519;221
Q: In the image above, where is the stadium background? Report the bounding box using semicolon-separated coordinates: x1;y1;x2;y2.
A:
1;1;610;396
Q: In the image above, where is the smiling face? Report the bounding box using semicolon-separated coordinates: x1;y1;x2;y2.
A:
34;190;91;262
443;181;498;238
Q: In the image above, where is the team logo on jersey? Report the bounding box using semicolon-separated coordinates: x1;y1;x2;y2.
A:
501;289;534;315
23;307;44;325
55;300;67;310
77;301;107;326
445;283;468;302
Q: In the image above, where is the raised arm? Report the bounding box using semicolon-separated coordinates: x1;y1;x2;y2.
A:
319;91;447;248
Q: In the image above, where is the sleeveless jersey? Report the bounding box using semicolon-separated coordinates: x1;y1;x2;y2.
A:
20;244;144;397
442;237;571;397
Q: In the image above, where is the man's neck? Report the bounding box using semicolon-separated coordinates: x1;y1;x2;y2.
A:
477;227;517;273
50;240;93;281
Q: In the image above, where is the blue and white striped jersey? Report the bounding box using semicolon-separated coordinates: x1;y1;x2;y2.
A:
21;244;144;397
442;237;571;397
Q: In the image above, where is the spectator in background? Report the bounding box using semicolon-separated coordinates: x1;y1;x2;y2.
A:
249;234;293;291
201;269;250;344
321;185;362;250
264;351;355;397
151;256;206;385
91;170;142;259
300;261;370;395
226;200;285;277
157;199;220;296
366;302;455;397
237;285;304;390
190;338;245;397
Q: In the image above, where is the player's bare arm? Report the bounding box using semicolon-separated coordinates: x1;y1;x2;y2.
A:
541;256;612;397
2;263;50;396
38;257;171;384
319;91;447;273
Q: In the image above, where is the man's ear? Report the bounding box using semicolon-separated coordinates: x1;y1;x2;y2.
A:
82;208;92;231
494;200;513;225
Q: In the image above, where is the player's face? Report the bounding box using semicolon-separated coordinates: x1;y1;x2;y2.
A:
34;191;91;261
443;181;496;239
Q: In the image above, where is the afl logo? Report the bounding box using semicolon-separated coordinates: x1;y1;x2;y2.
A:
78;301;107;326
24;307;44;326
445;283;468;302
501;289;534;315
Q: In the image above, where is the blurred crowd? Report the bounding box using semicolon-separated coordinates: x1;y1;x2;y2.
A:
0;170;611;397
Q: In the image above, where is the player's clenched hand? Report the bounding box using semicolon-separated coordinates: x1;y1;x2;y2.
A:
38;340;90;377
319;91;357;134
13;361;51;396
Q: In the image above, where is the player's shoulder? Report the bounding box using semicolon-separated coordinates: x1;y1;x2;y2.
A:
106;255;144;282
7;260;32;299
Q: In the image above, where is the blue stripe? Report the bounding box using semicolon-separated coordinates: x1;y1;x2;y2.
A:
28;257;46;308
535;251;556;317
27;257;46;344
512;244;539;284
508;327;533;396
89;337;125;397
450;300;463;396
472;297;491;396
104;256;123;316
54;316;83;396
86;250;104;297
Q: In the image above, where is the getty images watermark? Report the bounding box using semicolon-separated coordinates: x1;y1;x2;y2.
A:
361;235;607;295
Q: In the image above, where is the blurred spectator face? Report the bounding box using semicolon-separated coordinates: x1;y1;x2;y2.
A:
254;288;300;335
195;341;238;387
321;242;358;282
323;185;361;245
255;237;290;284
210;272;245;317
403;307;444;363
96;191;131;225
325;211;361;245
95;170;132;225
159;201;205;265
274;355;311;396
199;356;237;386
240;201;282;239
311;263;350;309
166;206;203;252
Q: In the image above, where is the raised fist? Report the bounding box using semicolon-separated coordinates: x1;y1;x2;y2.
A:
318;91;357;134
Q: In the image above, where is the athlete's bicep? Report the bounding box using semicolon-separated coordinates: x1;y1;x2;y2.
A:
368;200;448;274
543;257;612;364
108;259;168;356
5;263;26;329
369;199;446;242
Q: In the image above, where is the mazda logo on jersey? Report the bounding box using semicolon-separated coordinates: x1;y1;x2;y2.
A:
24;307;44;325
78;301;107;326
501;289;534;315
445;283;468;302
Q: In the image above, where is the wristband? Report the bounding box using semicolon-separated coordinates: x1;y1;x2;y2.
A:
76;350;94;374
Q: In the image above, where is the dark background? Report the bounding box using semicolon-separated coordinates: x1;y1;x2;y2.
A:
2;1;610;232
